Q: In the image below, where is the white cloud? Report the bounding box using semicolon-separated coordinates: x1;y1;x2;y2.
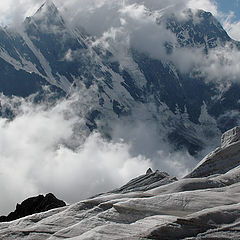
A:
57;0;240;85
0;92;153;215
120;4;177;59
187;0;218;15
169;47;204;73
0;88;200;216
0;0;41;26
223;11;240;40
202;44;240;82
167;42;240;83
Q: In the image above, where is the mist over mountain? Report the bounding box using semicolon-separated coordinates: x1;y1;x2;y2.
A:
0;0;240;215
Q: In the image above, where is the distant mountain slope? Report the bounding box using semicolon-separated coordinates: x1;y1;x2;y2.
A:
0;0;239;153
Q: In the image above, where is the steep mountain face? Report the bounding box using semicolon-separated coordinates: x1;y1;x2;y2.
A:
0;1;239;154
0;27;49;96
1;126;240;239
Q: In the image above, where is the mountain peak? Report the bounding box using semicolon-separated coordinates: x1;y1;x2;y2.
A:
34;0;59;18
24;0;65;28
44;0;56;7
43;0;58;11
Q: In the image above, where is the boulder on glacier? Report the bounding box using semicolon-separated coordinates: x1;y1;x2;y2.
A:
221;126;240;148
185;126;240;178
0;193;66;222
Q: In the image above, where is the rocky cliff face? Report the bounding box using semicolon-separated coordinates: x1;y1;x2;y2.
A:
1;127;240;239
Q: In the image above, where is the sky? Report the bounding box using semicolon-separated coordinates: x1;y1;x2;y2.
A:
216;0;240;20
213;0;240;40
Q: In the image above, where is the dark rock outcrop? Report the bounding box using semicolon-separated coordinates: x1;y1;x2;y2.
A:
0;193;66;222
146;168;153;174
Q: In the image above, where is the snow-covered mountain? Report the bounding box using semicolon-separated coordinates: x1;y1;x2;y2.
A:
1;126;240;239
0;0;240;155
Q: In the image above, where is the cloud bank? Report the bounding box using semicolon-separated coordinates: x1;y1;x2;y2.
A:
0;90;198;215
0;93;150;215
1;0;239;83
0;0;238;43
0;0;222;29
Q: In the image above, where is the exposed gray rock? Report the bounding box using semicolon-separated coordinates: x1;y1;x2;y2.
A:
146;168;153;175
109;170;177;194
185;126;240;178
221;126;240;148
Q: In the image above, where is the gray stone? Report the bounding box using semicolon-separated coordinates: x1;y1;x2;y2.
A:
221;126;240;148
185;126;240;178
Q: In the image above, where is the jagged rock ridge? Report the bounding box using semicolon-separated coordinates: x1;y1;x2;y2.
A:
1;127;240;239
109;169;178;194
0;193;66;222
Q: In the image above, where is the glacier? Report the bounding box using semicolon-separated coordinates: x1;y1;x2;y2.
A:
1;127;240;239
